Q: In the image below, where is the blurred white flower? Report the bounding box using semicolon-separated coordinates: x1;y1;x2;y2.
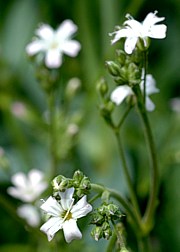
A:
109;11;167;54
170;98;180;112
111;72;159;111
7;169;48;202
17;204;41;227
40;187;92;243
26;20;81;68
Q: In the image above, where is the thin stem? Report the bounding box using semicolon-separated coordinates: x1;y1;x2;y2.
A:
106;230;117;252
114;131;141;219
91;183;142;231
143;50;148;105
138;107;159;232
116;101;133;129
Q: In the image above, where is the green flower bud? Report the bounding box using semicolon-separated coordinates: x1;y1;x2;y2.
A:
107;203;119;216
102;222;112;240
91;213;104;225
73;170;84;186
106;61;120;77
91;226;103;241
116;50;126;66
52;175;70;192
80;177;91;190
96;78;108;97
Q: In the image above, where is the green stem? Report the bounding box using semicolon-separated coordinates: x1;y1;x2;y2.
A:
106;230;117;252
138;107;159;232
116;101;133;129
48;91;58;178
91;183;142;231
143;50;148;105
114;131;141;219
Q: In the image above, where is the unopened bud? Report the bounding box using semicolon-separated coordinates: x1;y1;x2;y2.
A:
116;50;126;65
91;226;103;241
96;78;108;97
106;61;120;76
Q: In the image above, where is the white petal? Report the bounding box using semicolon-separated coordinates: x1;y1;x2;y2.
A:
11;172;27;188
143;12;165;27
145;97;155;111
17;204;40;227
111;85;133;105
29;169;44;183
56;20;78;40
36;24;54;40
40;217;63;241
40;196;63;216
124;36;138;54
45;49;62;68
71;195;92;219
59;188;74;210
62;40;81;57
63;219;82;243
147;24;167;39
110;28;132;44
124;19;142;34
145;75;159;95
26;40;45;55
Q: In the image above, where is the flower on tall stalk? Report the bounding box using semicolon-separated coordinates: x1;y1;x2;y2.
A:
111;72;159;111
109;11;167;54
7;169;48;202
26;20;81;68
40;187;92;243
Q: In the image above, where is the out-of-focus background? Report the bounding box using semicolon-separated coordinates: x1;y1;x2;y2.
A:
0;0;179;251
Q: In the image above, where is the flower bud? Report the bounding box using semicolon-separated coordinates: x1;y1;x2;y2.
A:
96;78;108;97
91;213;104;225
106;61;120;77
80;177;91;190
116;49;126;65
102;222;112;240
91;226;103;241
73;170;84;185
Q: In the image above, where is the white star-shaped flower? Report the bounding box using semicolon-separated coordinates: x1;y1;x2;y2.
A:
26;20;81;68
111;72;159;111
40;187;92;243
109;11;167;54
7;169;48;202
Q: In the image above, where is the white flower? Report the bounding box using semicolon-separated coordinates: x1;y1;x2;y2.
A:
7;169;48;202
40;187;92;243
17;204;41;227
26;20;81;68
111;73;159;111
109;11;167;54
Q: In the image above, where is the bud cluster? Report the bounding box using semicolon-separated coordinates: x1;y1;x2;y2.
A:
106;49;142;87
52;170;91;200
91;202;123;241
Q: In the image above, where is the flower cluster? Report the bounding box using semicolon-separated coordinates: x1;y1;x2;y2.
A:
52;170;91;198
40;171;92;243
91;202;123;241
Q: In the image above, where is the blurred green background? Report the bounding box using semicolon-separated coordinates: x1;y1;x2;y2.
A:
0;0;180;251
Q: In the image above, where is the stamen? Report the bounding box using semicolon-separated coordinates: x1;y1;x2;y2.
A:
62;198;74;222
